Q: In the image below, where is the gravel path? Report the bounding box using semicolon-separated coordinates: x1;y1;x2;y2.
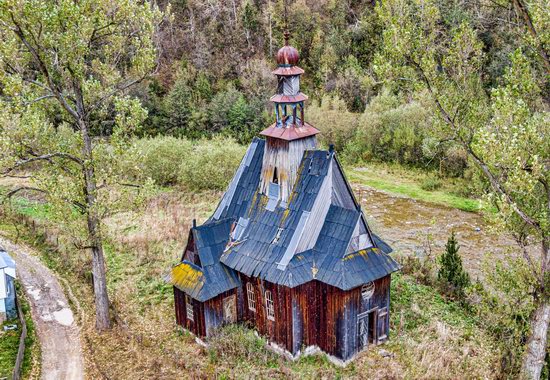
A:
0;236;84;380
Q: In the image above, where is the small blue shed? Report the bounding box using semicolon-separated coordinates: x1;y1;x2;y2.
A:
0;249;17;322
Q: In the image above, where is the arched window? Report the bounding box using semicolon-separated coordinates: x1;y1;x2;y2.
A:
361;282;375;300
246;283;256;312
272;167;278;184
265;290;275;321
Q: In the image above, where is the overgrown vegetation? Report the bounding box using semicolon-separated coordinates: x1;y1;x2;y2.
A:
123;136;246;190
0;282;38;379
0;192;505;379
17;282;40;379
0;318;20;378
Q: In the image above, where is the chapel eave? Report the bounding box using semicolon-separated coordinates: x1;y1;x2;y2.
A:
260;122;320;141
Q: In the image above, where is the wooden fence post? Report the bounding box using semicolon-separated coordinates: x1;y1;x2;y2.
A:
12;294;27;380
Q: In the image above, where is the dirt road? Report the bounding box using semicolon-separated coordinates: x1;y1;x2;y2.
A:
0;236;84;380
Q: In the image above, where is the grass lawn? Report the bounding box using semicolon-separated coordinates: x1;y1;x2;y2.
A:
0;283;38;380
0;316;21;378
346;164;485;212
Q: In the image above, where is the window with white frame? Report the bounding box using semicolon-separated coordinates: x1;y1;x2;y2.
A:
246;283;256;312
185;294;194;321
361;282;375;300
265;290;275;321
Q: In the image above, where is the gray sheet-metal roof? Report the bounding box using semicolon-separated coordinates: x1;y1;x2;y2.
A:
219;149;399;290
211;138;265;222
0;249;16;270
221;150;331;283
169;218;241;301
170;138;399;301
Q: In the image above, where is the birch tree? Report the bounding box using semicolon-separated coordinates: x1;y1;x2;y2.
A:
375;0;549;378
0;0;163;330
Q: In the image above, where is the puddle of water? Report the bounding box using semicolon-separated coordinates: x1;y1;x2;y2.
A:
355;185;538;279
52;308;74;326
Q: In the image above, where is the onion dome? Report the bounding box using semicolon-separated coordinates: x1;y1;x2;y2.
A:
276;44;299;66
276;30;299;66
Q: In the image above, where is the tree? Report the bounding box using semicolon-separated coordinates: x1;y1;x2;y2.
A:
0;0;163;330
438;232;470;297
375;0;549;378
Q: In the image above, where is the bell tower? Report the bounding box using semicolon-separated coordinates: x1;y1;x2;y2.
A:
259;30;320;205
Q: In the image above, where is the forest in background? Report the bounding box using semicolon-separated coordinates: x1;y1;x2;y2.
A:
121;0;545;182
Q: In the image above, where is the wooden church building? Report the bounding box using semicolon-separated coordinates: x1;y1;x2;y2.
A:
168;32;400;364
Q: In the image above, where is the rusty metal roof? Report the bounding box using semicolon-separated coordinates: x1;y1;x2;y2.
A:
270;93;308;103
259;122;320;141
272;66;305;76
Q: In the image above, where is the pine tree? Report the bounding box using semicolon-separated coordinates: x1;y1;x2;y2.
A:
438;232;470;297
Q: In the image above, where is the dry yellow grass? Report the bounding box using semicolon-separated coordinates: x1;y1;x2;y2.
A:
1;188;502;379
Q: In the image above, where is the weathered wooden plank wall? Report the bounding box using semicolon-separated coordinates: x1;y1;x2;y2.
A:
203;288;240;337
239;275;295;352
175;274;391;361
260;136;317;202
173;287;205;336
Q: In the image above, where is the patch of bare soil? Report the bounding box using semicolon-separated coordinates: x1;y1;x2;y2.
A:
354;185;538;278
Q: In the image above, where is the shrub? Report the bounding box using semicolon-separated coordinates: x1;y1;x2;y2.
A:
344;89;432;166
178;137;246;191
438;232;470;298
306;95;359;152
420;175;443;191
440;145;468;177
131;136;193;186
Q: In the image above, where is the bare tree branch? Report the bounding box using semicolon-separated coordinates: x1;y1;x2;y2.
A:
1;152;84;175
3;186;47;199
24;94;55;105
86;75;148;115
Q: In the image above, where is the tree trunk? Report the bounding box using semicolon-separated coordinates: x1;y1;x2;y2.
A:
80;119;111;330
89;218;111;330
521;239;549;379
521;297;550;379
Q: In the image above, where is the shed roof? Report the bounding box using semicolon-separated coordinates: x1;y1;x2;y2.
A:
0;249;16;278
169;218;241;302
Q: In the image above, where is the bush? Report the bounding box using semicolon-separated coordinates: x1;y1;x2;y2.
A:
438;232;470;298
440;145;468;177
131;136;193;186
306;95;359;152
420;175;443;191
344;90;433;166
178;137;246;191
